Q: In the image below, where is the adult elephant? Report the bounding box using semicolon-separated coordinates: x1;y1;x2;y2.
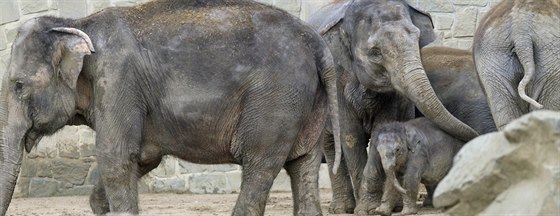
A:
0;1;342;215
308;0;478;214
420;47;497;135
473;0;560;129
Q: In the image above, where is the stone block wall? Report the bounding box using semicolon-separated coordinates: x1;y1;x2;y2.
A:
407;0;503;49
1;0;506;197
14;125;332;197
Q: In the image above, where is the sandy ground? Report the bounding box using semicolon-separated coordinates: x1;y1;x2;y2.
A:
6;190;444;216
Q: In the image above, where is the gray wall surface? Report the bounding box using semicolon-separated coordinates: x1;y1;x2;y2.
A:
0;0;502;197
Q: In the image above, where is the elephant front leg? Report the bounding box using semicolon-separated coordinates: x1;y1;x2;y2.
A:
337;107;369;202
355;147;384;215
322;132;355;214
93;107;146;214
89;155;162;214
475;39;527;129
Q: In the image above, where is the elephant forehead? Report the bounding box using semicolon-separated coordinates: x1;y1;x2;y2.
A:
378;133;402;144
30;66;50;87
13;18;39;47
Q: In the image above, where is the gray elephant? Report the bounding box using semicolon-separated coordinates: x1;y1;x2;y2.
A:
308;0;478;213
0;1;342;215
370;117;464;216
473;0;560;129
420;47;497;134
322;46;497;214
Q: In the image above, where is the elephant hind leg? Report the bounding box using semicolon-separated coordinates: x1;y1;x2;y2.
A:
231;111;298;215
89;171;110;215
322;132;355;214
233;160;285;216
285;142;323;216
475;25;531;129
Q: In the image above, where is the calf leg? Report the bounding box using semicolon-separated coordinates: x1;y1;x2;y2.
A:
374;177;400;216
285;143;323;216
423;184;437;207
401;160;426;215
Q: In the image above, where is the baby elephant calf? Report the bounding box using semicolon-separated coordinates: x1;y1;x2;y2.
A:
370;117;464;215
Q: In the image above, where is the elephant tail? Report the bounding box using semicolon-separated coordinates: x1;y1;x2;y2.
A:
316;40;342;174
513;14;543;109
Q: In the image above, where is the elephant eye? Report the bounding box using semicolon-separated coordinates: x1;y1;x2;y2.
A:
368;48;383;61
15;81;24;93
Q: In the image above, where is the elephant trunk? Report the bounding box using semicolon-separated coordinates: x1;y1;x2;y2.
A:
380;155;407;194
396;56;478;141
0;83;25;216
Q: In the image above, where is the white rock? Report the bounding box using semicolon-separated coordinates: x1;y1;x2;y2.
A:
434;111;560;215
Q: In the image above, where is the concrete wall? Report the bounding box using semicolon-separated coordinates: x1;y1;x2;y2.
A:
1;0;503;197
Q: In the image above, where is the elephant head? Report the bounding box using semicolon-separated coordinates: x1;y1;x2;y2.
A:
0;18;94;215
373;122;412;195
310;0;478;141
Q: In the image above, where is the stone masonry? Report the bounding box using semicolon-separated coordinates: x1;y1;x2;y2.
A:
14;125;333;197
1;0;504;197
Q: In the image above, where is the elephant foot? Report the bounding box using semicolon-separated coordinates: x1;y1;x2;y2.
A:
354;199;380;215
374;203;393;216
400;206;419;215
89;187;110;215
328;198;355;214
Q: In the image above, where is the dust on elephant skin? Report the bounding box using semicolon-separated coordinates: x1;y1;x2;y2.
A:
0;1;342;215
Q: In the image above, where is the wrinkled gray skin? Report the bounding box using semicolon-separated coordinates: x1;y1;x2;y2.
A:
322;47;497;214
473;0;560;129
371;118;464;216
308;0;478;214
419;47;497;135
0;1;343;215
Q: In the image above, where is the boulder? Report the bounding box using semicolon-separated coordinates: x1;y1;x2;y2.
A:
434;110;560;215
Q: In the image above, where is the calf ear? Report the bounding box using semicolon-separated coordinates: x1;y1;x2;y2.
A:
50;28;95;89
307;0;354;35
404;127;424;152
408;5;436;47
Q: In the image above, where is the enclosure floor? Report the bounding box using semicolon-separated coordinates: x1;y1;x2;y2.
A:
6;190;444;215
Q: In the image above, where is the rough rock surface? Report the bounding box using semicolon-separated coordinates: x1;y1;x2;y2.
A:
433;110;560;215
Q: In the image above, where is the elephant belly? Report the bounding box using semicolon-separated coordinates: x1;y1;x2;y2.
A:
142;88;240;164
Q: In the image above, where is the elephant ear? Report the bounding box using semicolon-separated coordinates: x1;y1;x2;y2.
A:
307;0;354;34
408;5;436;47
404;126;424;153
50;27;95;89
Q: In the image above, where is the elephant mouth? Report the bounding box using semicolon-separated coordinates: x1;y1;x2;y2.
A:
24;129;43;152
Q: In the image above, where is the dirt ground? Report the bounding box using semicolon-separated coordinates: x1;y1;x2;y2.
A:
6;190;444;216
